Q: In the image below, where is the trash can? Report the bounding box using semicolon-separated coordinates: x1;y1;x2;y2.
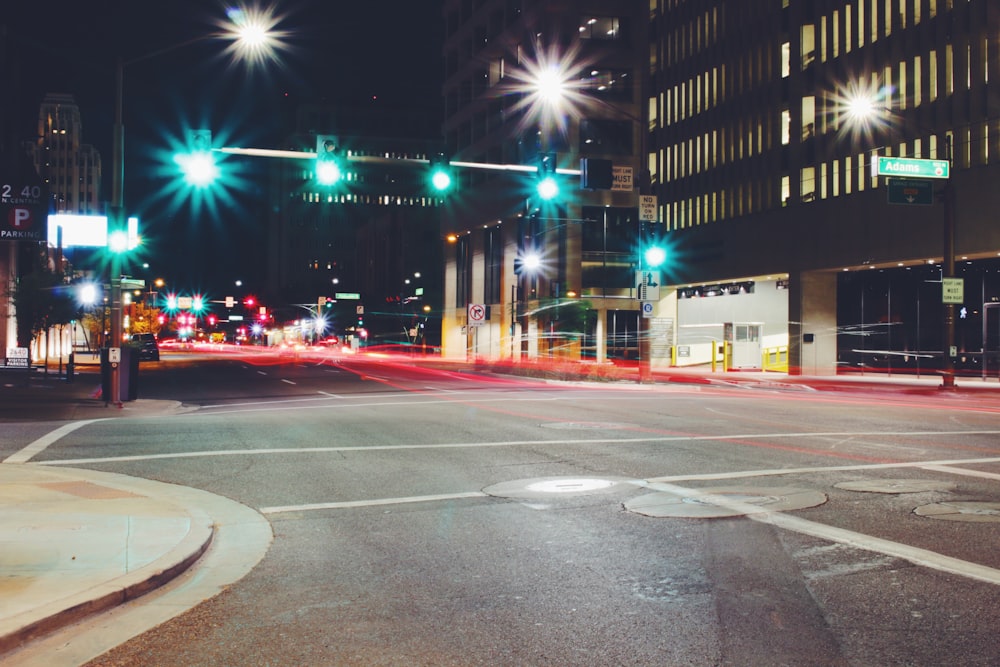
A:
120;346;139;401
100;347;140;403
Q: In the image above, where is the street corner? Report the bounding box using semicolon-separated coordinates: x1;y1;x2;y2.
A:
0;465;216;656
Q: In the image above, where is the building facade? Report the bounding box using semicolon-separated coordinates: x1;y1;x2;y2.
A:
28;93;102;215
264;103;446;346
444;0;1000;377
440;0;650;363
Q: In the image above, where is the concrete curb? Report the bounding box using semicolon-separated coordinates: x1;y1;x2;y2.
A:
0;468;216;657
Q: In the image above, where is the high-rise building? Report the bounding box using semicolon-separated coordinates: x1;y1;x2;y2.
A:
28;93;102;215
440;1;648;362
444;0;1000;378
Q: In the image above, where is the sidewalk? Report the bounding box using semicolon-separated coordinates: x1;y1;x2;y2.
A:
0;368;213;659
0;464;215;657
0;358;996;659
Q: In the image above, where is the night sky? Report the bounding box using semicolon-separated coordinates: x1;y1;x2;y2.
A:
6;1;443;297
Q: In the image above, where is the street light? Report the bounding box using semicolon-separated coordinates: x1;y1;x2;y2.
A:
106;11;284;404
516;43;652;380
513;250;542;359
840;85;956;389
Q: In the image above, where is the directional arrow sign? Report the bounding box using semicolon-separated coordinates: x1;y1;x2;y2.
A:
887;178;933;206
873;156;950;180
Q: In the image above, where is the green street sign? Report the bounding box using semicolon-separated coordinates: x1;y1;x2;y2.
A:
887;178;934;206
335;292;361;300
873;156;950;180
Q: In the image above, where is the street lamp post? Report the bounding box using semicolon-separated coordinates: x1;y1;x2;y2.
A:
843;90;956;388
519;46;652;381
105;11;283;404
940;137;957;389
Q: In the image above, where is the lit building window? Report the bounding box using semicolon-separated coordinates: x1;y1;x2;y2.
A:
578;16;620;41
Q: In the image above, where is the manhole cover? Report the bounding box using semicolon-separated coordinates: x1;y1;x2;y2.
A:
835;479;956;494
914;502;1000;522
526;478;617;493
625;486;827;518
483;476;637;499
539;422;633;430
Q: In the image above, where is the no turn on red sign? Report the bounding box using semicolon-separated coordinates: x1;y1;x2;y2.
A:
468;303;486;327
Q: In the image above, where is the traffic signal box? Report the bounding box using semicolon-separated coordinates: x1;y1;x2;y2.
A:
580;158;613;190
315;135;344;185
536;152;559;200
429;153;453;193
176;129;218;187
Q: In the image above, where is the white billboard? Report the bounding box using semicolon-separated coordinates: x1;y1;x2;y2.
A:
47;214;140;249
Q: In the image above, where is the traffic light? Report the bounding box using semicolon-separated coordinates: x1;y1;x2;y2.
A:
175;130;218;187
192;294;205;313
641;222;667;268
108;230;130;254
644;244;667;268
315;135;344;186
428;153;453;193
536;152;559;200
580;158;613;190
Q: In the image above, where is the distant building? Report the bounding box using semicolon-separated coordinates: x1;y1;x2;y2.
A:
27;94;102;215
263;102;445;346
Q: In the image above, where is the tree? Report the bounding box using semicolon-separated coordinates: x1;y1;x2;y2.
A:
8;247;77;348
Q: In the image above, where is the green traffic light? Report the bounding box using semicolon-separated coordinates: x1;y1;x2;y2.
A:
108;230;130;254
175;129;219;187
316;160;342;185
431;168;452;192
175;151;219;187
644;246;667;268
536;175;559;200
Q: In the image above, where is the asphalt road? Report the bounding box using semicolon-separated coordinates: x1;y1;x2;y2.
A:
8;349;1000;666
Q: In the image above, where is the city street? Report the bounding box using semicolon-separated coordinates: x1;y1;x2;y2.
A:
5;350;1000;665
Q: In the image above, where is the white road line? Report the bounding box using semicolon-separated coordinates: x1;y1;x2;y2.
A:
645;455;1000;483
261;491;487;515
318;391;343;398
195;392;565;413
920;464;1000;482
640;480;1000;586
257;371;267;375
281;379;296;385
38;439;1000;470
4;419;111;464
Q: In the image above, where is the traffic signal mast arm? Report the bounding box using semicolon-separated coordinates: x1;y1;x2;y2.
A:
215;147;583;175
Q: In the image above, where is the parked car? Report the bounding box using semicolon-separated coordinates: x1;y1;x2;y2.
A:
134;333;160;361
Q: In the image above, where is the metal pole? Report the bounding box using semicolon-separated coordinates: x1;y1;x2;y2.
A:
941;135;956;389
109;57;125;406
511;283;516;359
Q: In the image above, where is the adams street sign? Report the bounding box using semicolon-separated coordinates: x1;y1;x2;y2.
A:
873;156;950;180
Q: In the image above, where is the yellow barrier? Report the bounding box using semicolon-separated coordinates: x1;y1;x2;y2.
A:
762;345;789;372
711;341;730;372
